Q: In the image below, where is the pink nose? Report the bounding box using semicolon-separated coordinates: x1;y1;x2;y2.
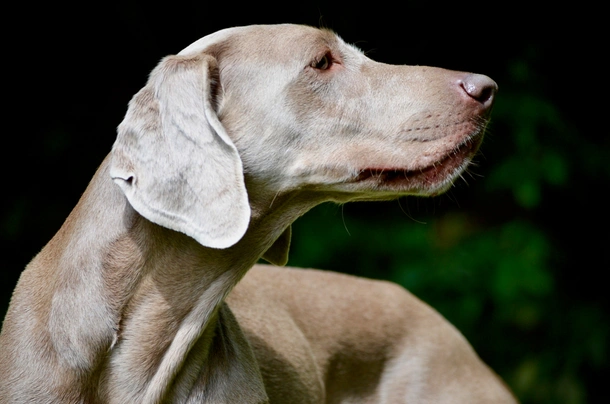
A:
460;74;498;109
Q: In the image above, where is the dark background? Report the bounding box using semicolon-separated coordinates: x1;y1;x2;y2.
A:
2;3;607;403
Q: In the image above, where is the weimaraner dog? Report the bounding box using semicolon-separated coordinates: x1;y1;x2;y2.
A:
0;24;516;403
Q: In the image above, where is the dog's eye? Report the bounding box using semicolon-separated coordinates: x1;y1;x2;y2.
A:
312;54;332;70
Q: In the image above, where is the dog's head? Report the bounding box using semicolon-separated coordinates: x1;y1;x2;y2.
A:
110;24;497;252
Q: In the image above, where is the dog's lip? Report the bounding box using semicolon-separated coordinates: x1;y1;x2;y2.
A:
352;131;484;191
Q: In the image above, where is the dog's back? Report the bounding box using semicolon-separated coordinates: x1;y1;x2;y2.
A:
228;264;517;403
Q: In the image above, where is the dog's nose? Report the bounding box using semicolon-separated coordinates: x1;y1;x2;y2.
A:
460;74;498;108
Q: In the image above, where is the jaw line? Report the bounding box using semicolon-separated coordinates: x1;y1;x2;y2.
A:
282;123;487;200
342;129;485;196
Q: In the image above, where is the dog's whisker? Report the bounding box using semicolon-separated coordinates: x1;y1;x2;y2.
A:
269;190;281;209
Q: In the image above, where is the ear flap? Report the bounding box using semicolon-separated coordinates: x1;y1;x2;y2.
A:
261;226;291;266
110;54;250;249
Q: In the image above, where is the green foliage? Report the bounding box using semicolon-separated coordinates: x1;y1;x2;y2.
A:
487;92;570;209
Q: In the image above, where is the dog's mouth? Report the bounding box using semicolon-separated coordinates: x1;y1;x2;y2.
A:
352;131;484;196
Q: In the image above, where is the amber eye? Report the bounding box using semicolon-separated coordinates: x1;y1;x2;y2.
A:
313;54;332;70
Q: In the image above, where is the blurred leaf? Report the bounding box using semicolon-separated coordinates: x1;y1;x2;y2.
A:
513;179;541;209
487;88;572;210
541;150;569;185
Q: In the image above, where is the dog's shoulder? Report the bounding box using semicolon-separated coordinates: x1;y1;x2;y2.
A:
228;264;448;350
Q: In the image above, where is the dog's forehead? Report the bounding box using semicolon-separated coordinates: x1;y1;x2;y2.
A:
179;24;356;59
178;26;247;55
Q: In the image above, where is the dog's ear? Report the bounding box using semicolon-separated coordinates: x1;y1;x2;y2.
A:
110;54;250;249
261;226;291;266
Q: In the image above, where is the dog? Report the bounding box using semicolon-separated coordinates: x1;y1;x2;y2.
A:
0;24;515;403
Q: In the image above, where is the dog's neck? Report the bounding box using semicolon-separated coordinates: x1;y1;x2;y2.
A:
35;156;312;401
